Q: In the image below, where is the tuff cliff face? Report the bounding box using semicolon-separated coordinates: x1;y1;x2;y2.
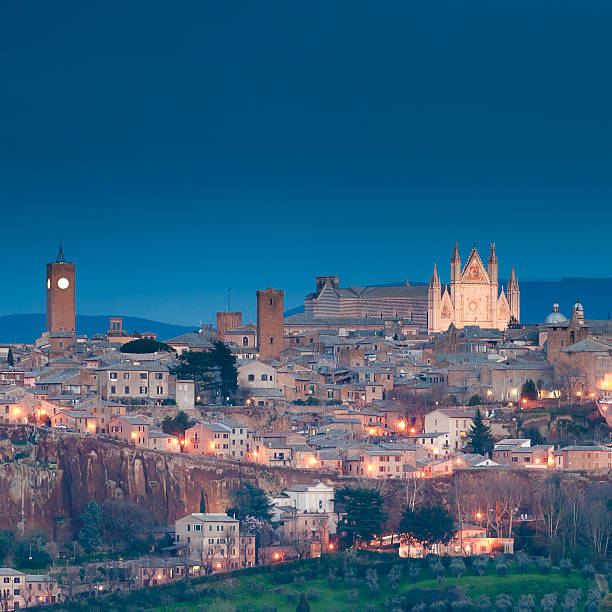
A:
0;425;330;537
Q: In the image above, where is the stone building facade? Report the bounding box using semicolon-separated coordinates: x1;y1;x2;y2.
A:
428;243;520;333
304;276;428;331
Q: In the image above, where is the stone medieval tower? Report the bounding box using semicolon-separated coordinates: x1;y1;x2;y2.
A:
46;245;76;333
216;312;242;339
256;287;284;360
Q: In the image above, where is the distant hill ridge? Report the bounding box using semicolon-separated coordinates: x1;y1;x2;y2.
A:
0;314;195;344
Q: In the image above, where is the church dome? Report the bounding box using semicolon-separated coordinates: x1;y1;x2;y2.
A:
545;303;568;324
573;301;584;312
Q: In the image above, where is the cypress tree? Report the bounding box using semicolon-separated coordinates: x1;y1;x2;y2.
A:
466;407;493;455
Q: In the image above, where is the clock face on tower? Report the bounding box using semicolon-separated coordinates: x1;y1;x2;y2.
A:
57;277;70;290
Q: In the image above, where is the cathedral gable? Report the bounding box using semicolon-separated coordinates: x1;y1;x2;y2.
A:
460;247;490;284
441;289;453;320
497;290;510;321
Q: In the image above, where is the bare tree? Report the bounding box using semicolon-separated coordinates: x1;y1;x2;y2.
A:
581;493;612;562
534;476;568;546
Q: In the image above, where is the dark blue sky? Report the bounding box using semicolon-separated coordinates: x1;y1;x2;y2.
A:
1;1;611;325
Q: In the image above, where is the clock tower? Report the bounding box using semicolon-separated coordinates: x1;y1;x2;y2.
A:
46;245;76;333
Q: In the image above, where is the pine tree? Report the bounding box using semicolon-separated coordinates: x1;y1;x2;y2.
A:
79;501;102;553
466;407;493;455
199;489;206;513
7;348;14;368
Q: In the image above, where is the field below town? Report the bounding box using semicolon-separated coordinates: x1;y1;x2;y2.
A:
153;557;596;612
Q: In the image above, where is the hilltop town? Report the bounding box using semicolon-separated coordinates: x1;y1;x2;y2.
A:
0;244;610;610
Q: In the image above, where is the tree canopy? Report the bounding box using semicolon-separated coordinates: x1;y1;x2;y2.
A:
120;338;174;354
170;341;237;401
521;379;538;400
79;501;102;553
161;411;196;436
468;394;483;406
335;487;387;545
400;504;456;550
227;483;273;522
466;407;493;455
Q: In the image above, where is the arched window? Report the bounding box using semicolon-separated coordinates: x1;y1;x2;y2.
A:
242;336;249;346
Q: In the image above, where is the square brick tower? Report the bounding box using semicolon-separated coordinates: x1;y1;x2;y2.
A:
46;245;76;333
256;287;284;360
216;312;242;339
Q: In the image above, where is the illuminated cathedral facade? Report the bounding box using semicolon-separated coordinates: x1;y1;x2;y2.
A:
427;243;520;333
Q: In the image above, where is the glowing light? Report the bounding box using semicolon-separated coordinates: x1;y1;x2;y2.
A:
535;458;540;464
13;408;20;415
508;402;513;407
465;545;471;551
456;458;461;464
420;471;425;477
180;440;185;445
273;553;280;560
253;451;259;457
88;423;95;429
589;392;595;398
309;457;317;465
216;562;222;568
547;456;554;466
576;391;582;397
522;399;527;405
486;389;493;396
409;427;416;434
328;543;334;550
172;438;179;444
131;432;137;438
246;399;252;406
369;428;376;435
367;465;373;471
157;574;162;580
476;512;482;519
433;448;439;455
210;442;215;449
397;421;406;431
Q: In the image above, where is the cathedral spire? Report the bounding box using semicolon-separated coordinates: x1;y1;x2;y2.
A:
431;262;440;285
510;265;516;283
451;242;460;263
488;242;497;263
56;243;65;263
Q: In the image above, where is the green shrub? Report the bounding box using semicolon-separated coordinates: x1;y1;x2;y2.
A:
305;588;320;602
540;593;558;612
495;557;509;576
495;594;513;612
537;557;552;574
585;588;602;612
449;558;466;578
582;564;595;580
560;559;572;576
476;595;493;612
515;552;530;573
518;594;536;612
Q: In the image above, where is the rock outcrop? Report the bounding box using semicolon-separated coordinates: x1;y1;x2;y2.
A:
0;425;334;536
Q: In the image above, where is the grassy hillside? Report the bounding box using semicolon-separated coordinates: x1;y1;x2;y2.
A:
42;553;603;612
155;556;594;612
